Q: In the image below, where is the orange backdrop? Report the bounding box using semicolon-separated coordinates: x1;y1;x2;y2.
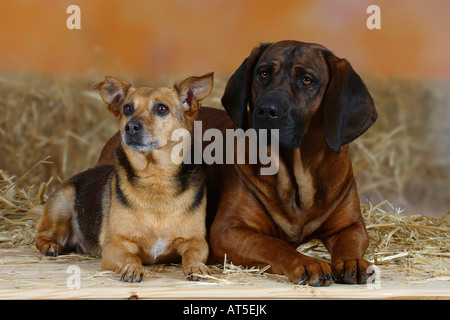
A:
0;0;449;79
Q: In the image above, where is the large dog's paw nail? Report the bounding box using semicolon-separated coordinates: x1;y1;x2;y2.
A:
343;269;357;284
359;270;368;284
297;273;308;285
308;278;322;287
333;259;373;285
320;274;334;286
291;259;333;287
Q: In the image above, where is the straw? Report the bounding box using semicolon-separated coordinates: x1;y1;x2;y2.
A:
0;73;448;283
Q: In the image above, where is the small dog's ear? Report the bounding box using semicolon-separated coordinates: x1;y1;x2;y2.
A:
174;72;214;116
221;43;271;129
93;77;132;117
321;50;378;154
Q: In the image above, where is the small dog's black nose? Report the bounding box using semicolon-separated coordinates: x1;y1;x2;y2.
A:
125;121;143;136
256;104;280;121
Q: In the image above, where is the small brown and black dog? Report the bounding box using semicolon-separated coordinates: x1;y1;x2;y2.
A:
35;72;214;282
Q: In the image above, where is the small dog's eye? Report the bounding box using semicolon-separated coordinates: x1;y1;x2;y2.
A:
154;103;169;116
123;103;134;116
302;76;313;86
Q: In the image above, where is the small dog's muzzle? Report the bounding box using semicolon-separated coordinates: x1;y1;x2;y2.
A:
125;120;143;136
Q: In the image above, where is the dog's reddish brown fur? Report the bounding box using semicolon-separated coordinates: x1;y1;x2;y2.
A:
98;41;377;286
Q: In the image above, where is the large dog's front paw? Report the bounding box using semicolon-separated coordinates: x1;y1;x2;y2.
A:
332;258;373;284
287;257;334;287
118;263;145;282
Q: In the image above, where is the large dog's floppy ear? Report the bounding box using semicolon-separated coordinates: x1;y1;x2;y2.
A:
321;50;378;154
221;43;271;129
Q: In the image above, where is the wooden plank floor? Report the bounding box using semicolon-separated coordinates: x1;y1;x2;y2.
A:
0;248;448;300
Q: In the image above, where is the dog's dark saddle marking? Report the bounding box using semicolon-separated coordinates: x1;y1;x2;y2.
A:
70;165;113;252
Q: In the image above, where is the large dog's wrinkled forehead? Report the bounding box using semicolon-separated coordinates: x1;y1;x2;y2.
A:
260;40;327;57
256;41;329;78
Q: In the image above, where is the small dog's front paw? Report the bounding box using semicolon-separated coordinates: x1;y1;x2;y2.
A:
36;238;63;257
184;263;210;281
118;264;145;282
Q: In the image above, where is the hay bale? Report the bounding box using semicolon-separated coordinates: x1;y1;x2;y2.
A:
0;72;448;280
351;77;450;216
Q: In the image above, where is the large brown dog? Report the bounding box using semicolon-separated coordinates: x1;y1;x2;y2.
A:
98;41;377;286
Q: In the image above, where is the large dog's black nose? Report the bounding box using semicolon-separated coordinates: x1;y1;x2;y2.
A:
256;104;280;121
125;121;143;136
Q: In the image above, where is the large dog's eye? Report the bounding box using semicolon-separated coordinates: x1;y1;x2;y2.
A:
302;76;313;86
123;103;134;116
154;103;170;116
260;71;269;80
